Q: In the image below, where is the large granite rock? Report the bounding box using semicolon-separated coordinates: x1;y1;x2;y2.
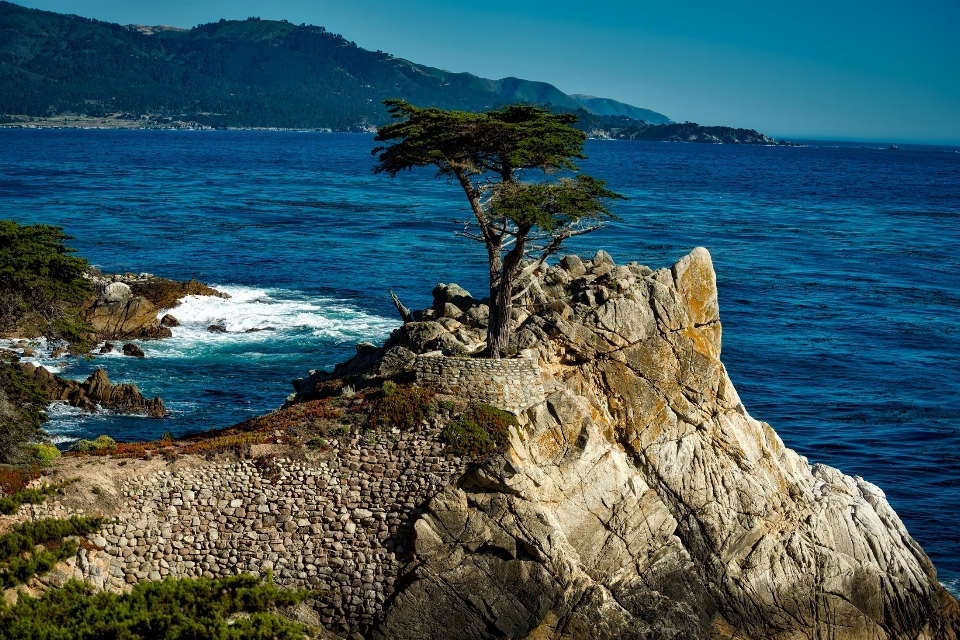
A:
80;272;228;341
357;248;958;639
16;362;165;417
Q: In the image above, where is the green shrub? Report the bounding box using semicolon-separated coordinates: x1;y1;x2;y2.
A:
0;573;316;639
367;385;435;431
440;404;519;457
0;220;93;348
0;362;50;464
0;516;104;564
0;482;67;515
306;437;328;450
93;435;116;450
91;486;102;495
1;541;78;588
68;434;116;453
31;443;61;465
380;380;397;397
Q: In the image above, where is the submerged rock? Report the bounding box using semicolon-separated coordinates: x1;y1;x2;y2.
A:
121;343;144;358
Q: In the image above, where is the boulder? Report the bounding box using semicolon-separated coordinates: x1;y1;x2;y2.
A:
99;342;114;354
560;254;586;278
102;282;133;303
397;322;447;352
80;273;226;341
207;324;227;333
121;343;145;358
128;277;229;309
81;296;171;341
432;283;475;312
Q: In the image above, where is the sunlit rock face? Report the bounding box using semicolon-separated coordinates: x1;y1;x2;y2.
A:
369;247;959;640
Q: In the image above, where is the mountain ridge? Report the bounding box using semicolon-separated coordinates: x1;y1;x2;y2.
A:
0;1;671;130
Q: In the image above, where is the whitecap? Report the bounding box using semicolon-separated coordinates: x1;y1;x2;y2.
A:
153;284;396;353
942;578;960;599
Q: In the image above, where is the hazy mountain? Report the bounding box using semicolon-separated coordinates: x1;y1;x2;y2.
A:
570;94;672;124
0;1;670;130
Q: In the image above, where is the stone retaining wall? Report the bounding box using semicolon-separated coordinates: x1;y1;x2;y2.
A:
19;429;468;639
413;355;545;415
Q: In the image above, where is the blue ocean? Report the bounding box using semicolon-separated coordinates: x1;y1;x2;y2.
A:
1;130;958;593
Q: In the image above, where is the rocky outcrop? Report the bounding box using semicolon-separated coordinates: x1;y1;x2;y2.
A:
125;275;228;310
293;248;957;639
80;272;227;342
16;362;165;417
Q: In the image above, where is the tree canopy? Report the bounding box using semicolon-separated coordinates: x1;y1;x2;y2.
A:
0;220;92;346
373;100;624;358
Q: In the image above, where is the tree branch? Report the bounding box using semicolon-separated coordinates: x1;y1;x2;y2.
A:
517;222;606;279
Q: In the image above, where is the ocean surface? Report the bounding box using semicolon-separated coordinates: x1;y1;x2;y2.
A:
1;130;958;594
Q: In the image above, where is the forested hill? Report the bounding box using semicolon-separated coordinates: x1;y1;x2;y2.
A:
0;1;672;130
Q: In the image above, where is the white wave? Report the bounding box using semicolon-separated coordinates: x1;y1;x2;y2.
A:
152;284;396;352
0;337;67;373
943;578;960;599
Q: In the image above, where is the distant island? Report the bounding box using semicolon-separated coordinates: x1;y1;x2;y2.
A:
0;1;790;144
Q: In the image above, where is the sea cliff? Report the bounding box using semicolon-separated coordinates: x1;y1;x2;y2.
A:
4;248;957;639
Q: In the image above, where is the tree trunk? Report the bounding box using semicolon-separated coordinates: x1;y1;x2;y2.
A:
486;270;514;359
485;227;529;359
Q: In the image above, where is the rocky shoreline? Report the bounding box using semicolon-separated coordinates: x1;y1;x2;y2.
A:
3;248;957;638
2;271;227;423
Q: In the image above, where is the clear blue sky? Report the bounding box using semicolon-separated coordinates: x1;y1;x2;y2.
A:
18;0;960;144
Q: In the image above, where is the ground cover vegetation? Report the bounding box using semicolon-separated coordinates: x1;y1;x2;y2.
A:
373;100;625;357
440;403;518;457
1;572;317;638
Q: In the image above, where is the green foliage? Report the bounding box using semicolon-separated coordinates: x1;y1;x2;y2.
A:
489;175;624;232
0;515;104;588
0;361;50;463
306;437;328;450
380;380;398;397
440;403;519;457
91;486;102;495
0;220;92;347
367;385;435;431
68;434;117;453
0;221;90;304
1;541;78;589
0;516;104;564
372;100;625;358
30;443;60;465
373;101;587;180
0;573;316;639
0;482;65;515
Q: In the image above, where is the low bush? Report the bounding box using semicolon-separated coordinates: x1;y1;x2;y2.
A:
30;443;60;465
0;516;104;564
367;385;435;431
440;403;518;457
1;541;78;588
68;434;116;453
0;573;316;639
0;467;41;495
0;481;69;515
0;361;51;464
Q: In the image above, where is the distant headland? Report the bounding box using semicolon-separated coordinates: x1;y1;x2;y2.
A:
0;1;791;144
